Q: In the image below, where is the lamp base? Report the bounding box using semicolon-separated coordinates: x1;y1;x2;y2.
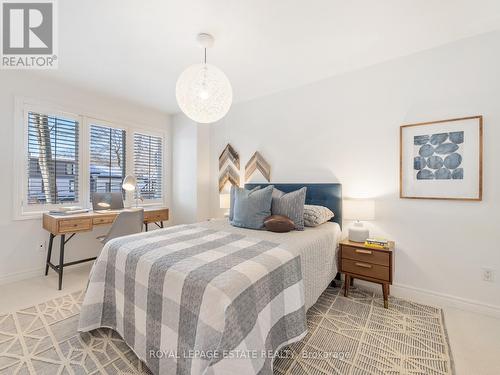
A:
348;221;369;243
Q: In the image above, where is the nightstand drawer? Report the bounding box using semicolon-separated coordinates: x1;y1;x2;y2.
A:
342;245;389;266
58;218;92;233
342;258;390;281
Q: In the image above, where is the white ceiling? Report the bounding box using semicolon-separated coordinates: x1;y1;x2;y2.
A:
41;0;500;114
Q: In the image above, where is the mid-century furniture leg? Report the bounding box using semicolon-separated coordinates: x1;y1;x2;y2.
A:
45;233;55;276
382;283;389;308
58;234;65;290
344;275;350;297
145;223;149;232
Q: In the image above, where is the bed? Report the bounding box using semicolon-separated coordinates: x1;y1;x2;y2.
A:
78;183;342;375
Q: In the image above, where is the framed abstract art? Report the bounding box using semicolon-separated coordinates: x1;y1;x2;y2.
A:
400;116;483;201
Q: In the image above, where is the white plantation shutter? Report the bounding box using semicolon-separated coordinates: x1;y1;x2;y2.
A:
16;101;167;219
27;112;79;205
134;133;163;200
89;124;126;194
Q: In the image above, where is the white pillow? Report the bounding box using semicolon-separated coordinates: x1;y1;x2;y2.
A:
303;205;334;227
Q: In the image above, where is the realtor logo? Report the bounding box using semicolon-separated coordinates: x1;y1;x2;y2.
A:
1;0;57;69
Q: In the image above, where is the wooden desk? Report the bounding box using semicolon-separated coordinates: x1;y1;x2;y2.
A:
42;207;169;290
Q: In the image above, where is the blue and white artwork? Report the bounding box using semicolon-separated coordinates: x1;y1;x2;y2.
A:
413;131;464;180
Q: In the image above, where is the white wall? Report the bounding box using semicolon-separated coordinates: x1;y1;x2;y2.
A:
0;71;171;284
208;31;500;313
171;114;210;224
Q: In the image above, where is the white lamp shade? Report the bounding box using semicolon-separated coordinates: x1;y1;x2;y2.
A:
176;63;233;124
219;193;230;209
122;175;137;191
343;199;375;221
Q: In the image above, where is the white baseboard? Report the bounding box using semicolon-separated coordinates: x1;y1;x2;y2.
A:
392;283;500;319
0;262;91;286
351;279;500;319
0;268;44;285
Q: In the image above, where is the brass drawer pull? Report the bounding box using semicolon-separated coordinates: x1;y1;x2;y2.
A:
355;262;372;269
355;249;372;255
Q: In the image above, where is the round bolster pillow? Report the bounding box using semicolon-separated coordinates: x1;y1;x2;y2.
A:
264;215;295;233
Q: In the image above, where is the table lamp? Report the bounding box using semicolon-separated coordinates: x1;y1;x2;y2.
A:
220;193;230;217
343;199;375;242
122;175;140;207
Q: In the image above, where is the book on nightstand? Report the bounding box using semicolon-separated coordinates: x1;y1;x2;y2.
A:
364;238;389;249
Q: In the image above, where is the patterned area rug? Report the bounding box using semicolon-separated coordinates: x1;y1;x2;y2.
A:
0;285;454;375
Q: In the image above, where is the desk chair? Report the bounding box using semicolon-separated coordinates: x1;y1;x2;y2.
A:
97;209;144;244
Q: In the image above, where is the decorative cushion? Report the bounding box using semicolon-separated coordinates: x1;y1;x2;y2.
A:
303;205;334;227
264;215;295;233
271;187;307;230
230;185;274;229
229;185;259;221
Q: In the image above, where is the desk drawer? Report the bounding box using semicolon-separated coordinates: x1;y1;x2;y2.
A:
58;218;92;233
342;246;389;266
342;258;390;281
145;211;168;223
93;216;115;225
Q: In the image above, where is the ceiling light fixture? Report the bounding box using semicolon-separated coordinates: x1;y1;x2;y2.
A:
176;33;233;124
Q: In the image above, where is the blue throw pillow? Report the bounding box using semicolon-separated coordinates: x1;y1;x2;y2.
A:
229;185;259;221
230;185;274;229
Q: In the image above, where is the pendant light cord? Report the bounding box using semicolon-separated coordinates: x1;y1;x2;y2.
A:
204;48;207;64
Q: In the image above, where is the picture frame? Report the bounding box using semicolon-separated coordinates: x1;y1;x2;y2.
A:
400;116;483;201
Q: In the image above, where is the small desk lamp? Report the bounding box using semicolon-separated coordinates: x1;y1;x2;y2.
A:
122;175;140;207
343;199;375;242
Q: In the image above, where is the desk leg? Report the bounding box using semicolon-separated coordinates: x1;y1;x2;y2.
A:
58;234;65;290
145;223;149;232
160;221;164;228
45;233;55;276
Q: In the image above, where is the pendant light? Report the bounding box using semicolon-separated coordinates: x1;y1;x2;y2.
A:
176;33;233;124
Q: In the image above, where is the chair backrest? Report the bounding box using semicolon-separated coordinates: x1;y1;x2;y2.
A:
102;209;144;244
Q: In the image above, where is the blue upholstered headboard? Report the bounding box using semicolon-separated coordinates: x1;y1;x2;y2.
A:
244;183;342;228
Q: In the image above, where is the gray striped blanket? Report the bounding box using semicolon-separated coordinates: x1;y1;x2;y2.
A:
78;224;307;375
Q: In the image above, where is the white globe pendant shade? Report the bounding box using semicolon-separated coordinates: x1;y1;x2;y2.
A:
176;63;233;124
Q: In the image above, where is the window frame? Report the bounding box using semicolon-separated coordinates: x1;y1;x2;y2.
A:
14;97;168;220
87;118;128;202
14;102;84;218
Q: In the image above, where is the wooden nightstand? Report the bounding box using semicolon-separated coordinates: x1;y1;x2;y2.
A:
339;239;395;308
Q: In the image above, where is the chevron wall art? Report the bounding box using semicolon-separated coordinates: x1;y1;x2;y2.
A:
245;151;271;182
218;144;240;192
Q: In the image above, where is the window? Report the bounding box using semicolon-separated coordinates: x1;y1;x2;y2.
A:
15;98;167;219
134;133;163;200
89;124;126;194
27;112;79;205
